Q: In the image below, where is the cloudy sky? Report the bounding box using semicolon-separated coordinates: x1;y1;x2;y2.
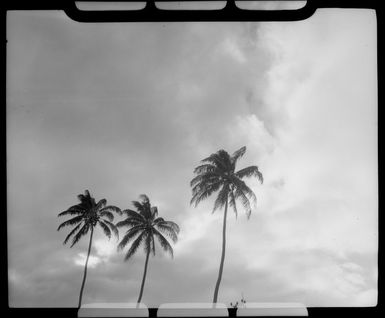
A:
7;8;377;308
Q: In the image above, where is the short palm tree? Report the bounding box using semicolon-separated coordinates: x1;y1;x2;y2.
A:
57;190;121;308
116;194;180;304
190;146;263;303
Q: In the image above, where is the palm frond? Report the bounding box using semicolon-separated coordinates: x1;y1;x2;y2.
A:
190;172;222;188
190;180;223;207
229;189;238;218
151;206;158;219
98;221;112;239
99;211;114;222
213;184;229;213
123;231;148;261
58;207;84;217
231;146;246;166
121;209;144;221
100;205;122;216
153;217;165;224
232;178;257;218
63;223;82;245
139;194;150;203
57;215;84;231
95;199;107;210
150;233;156;256
70;223;90;247
201;151;232;172
157;220;180;234
155;223;179;243
132;200;145;214
144;231;155;256
116;218;145;228
193;163;217;175
122;209;143;219
117;225;145;250
153;228;174;258
102;220;119;239
236;166;263;183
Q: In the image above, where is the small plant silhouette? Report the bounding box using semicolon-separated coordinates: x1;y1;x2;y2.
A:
230;294;247;309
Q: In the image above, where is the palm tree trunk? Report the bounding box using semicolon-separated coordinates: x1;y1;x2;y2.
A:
78;227;94;308
137;249;150;305
213;198;228;304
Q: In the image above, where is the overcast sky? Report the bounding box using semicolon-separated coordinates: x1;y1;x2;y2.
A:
7;8;377;308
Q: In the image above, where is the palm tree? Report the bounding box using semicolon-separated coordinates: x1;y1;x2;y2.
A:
57;190;121;308
190;146;263;303
116;194;180;304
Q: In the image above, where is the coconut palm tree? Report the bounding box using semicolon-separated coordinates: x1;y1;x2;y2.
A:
190;146;263;303
57;190;121;308
116;194;180;304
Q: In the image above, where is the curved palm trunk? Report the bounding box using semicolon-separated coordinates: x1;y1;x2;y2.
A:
137;249;150;305
78;227;94;308
213;199;228;304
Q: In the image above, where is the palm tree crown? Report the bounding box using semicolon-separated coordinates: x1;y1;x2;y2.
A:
58;190;120;246
116;194;179;260
191;146;263;218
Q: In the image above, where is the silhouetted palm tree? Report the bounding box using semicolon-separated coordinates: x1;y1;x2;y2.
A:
57;190;121;308
190;146;263;303
117;194;180;304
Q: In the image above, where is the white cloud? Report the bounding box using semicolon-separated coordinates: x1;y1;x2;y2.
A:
74;253;102;269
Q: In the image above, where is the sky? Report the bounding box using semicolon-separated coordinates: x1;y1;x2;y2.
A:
6;8;377;308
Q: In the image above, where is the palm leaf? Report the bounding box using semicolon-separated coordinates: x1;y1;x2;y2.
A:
232;179;257;218
98;221;112;239
100;205;121;216
124;231;148;261
231;146;246;166
99;211;114;222
63;222;82;245
121;209;144;220
58;207;84;217
190;171;222;188
193;163;217;175
144;231;155;256
158;220;180;234
191;180;223;207
151;206;158;219
57;215;84;231
103;220;119;239
116;218;144;228
201;151;231;172
229;189;238;218
117;225;145;250
236;166;263;183
95;199;107;210
155;223;179;243
70;223;90;247
153;228;174;258
213;184;229;213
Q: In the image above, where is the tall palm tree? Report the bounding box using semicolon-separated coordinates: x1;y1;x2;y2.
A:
190;146;263;303
57;190;121;308
116;194;180;304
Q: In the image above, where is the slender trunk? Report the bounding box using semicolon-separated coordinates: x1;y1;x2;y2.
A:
78;227;94;308
137;249;150;305
213;198;228;304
